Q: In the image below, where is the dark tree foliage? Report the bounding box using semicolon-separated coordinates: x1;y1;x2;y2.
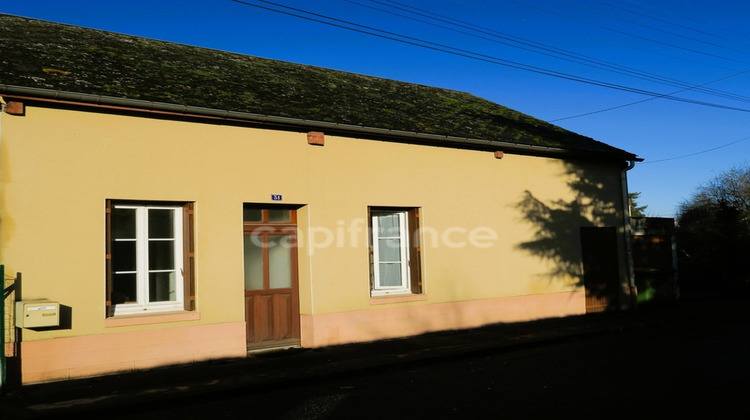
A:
628;192;648;217
676;166;750;296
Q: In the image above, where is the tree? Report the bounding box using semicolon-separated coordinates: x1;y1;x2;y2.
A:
628;192;648;217
676;165;750;295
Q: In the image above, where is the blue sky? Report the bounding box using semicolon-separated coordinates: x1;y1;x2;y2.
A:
4;0;750;217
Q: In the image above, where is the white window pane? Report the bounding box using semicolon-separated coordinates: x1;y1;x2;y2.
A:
377;213;400;236
113;273;137;304
149;240;175;270
379;263;402;287
110;203;185;315
244;236;264;290
378;238;402;262
371;209;411;294
112;208;136;239
149;272;176;302
269;235;292;288
112;240;136;272
148;209;174;238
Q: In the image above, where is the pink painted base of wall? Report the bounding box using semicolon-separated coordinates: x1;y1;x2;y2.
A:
301;291;586;348
19;292;585;384
20;322;246;384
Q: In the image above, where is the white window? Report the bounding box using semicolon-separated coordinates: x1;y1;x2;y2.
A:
369;208;422;296
109;203;185;315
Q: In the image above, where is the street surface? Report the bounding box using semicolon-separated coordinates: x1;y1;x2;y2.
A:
111;299;750;419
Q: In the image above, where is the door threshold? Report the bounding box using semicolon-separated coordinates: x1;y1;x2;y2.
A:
247;340;302;356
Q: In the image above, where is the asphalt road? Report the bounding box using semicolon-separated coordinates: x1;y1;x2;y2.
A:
109;299;750;419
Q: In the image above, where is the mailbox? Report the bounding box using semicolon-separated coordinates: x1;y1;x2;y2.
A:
15;300;60;328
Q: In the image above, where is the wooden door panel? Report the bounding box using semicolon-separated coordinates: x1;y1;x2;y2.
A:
258;295;274;341
273;292;294;340
246;292;299;345
243;207;300;349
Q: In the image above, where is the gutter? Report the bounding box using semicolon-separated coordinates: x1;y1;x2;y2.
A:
0;84;641;162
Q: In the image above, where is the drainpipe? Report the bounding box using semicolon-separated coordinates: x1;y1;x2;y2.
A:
621;160;637;310
1;264;5;393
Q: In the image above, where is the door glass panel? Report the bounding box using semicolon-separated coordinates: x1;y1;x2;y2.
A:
269;235;292;288
243;235;264;290
243;207;263;223
149;272;176;302
268;209;291;223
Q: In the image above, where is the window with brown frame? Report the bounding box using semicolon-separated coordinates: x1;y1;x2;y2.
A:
368;207;422;296
105;200;195;317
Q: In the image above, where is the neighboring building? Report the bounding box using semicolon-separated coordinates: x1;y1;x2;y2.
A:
630;217;679;303
0;14;640;384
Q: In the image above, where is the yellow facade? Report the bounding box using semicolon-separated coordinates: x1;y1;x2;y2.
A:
1;103;631;383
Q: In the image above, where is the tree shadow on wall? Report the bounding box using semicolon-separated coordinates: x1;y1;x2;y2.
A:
514;162;624;311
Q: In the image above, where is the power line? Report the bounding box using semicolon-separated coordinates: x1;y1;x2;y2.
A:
551;70;750;122
619;0;750;40
559;0;750;58
231;0;750;114
365;0;750;120
590;0;740;41
230;0;750;163
369;0;750;121
642;135;750;164
365;0;750;104
503;0;749;65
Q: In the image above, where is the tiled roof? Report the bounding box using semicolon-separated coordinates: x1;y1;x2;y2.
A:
0;14;637;159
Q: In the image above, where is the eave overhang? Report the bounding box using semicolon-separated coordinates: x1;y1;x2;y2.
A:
1;84;642;163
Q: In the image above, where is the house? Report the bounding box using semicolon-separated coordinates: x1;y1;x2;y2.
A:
0;14;640;385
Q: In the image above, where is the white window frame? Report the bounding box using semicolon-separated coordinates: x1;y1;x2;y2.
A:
370;209;411;296
111;204;184;315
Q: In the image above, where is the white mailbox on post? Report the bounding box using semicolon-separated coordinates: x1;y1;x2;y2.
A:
15;300;60;328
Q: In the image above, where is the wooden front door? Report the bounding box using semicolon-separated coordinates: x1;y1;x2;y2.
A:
243;206;300;349
580;227;621;313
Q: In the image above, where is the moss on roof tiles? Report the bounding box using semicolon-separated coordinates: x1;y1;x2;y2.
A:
0;14;633;156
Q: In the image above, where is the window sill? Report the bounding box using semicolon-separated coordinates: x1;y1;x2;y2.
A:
105;311;200;327
369;294;427;305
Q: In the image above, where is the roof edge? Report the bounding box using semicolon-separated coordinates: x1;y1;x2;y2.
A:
1;84;641;162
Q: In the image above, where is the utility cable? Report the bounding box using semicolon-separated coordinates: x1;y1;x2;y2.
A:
551;70;750;121
503;0;749;65
367;0;750;104
642;135;750;164
558;0;750;58
231;0;750;114
590;0;739;41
